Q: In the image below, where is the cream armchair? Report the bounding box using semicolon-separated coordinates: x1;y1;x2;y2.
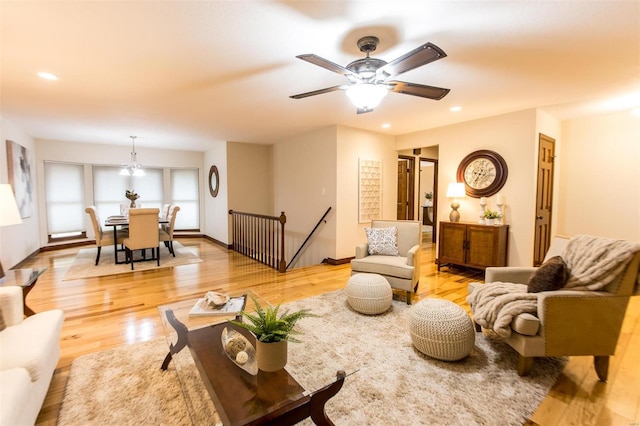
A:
468;236;640;381
350;219;422;304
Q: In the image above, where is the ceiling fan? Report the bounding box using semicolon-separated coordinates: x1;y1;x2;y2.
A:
290;36;450;114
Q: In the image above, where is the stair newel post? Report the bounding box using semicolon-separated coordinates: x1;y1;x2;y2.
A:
279;211;287;272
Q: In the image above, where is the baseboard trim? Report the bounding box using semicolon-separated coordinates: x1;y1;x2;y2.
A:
323;257;353;265
203;235;231;249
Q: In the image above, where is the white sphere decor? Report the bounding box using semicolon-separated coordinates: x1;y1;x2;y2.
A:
410;299;475;361
346;273;392;315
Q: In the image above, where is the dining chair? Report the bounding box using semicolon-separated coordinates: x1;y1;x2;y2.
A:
159;205;180;256
85;206;127;265
122;208;160;270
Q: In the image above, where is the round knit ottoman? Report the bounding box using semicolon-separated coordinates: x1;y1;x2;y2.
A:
410;299;475;361
346;273;392;315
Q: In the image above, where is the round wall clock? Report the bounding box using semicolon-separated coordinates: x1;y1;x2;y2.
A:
208;165;219;198
456;150;508;197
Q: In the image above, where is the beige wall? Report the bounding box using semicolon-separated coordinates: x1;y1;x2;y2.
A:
0;118;40;270
227;142;273;216
556;111;640;241
397;109;548;266
336;125;397;259
204;142;228;244
273;126;338;267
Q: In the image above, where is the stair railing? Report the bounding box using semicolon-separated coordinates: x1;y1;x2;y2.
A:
228;210;286;272
287;207;332;270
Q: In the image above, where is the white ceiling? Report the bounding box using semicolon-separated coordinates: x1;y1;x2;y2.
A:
1;1;639;152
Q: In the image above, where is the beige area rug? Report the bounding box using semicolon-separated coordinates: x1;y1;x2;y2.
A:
58;290;566;425
63;242;202;280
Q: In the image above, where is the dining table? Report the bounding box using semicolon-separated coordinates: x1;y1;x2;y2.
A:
104;215;168;264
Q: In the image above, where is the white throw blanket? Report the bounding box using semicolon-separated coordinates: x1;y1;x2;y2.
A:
467;282;536;337
468;235;640;337
562;235;640;291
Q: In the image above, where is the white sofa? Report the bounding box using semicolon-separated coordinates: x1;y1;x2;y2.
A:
0;286;64;425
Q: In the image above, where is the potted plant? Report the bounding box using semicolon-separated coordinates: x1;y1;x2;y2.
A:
483;209;501;225
231;296;316;371
125;190;140;208
424;191;433;206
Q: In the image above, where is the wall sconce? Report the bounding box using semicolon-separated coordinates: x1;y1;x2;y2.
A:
446;182;466;222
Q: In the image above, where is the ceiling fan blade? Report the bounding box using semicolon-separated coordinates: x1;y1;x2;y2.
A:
289;85;344;99
296;54;360;79
389;81;450;100
376;42;447;80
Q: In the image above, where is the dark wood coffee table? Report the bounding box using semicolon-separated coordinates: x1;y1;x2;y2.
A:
158;293;347;426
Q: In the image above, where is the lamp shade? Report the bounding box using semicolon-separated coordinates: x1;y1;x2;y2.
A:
0;184;22;226
446;182;466;198
345;83;388;109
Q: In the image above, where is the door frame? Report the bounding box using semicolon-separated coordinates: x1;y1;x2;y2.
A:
397;155;416;220
419;157;438;243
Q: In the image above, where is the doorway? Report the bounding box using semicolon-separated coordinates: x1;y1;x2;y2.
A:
397;156;415;220
419;158;438;243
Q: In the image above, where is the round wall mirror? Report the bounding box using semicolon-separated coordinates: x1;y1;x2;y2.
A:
209;165;219;197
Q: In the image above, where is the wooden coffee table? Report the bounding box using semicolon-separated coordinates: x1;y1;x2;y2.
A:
158;292;347;426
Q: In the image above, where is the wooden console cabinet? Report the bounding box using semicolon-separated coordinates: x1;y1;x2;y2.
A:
437;222;509;271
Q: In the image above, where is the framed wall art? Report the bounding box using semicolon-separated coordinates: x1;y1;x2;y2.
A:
358;158;382;223
6;140;34;218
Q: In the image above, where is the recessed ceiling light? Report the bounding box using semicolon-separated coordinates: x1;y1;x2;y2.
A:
37;72;58;81
381;123;391;129
449;106;462;112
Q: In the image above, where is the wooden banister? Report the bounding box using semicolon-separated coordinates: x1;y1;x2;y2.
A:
229;210;287;272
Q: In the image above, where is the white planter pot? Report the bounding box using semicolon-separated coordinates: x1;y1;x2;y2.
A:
485;219;495;225
256;340;288;372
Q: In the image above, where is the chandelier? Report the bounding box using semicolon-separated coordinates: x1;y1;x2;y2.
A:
119;136;145;176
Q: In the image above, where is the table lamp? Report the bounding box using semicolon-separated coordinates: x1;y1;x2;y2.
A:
446;182;466;222
0;184;22;279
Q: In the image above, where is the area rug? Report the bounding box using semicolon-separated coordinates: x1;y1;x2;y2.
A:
63;242;202;280
58;290;566;425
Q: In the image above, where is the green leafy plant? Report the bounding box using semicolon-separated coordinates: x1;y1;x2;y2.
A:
484;209;501;219
424;192;433;200
230;296;317;343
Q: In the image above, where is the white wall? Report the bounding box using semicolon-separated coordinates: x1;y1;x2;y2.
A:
204;142;229;244
397;109;540;266
0;118;40;269
336;126;397;259
557;111;640;241
273;126;338;267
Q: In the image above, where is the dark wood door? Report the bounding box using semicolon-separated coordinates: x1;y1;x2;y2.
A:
397;160;408;219
533;134;556;266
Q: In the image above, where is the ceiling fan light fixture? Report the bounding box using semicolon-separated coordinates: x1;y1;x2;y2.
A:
345;83;388;110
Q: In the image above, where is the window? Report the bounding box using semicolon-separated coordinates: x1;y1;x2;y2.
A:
44;162;86;241
170;168;199;230
93;166;163;218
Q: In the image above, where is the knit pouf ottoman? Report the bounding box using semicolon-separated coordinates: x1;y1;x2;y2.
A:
410;299;475;361
346;273;392;315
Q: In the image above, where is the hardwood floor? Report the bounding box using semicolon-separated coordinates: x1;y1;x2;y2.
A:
22;237;639;425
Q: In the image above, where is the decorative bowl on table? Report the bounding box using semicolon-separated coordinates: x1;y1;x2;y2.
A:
221;327;257;375
204;291;229;308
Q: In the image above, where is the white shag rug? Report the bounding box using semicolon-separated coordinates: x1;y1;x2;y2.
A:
63;242;202;280
58;290;566;425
